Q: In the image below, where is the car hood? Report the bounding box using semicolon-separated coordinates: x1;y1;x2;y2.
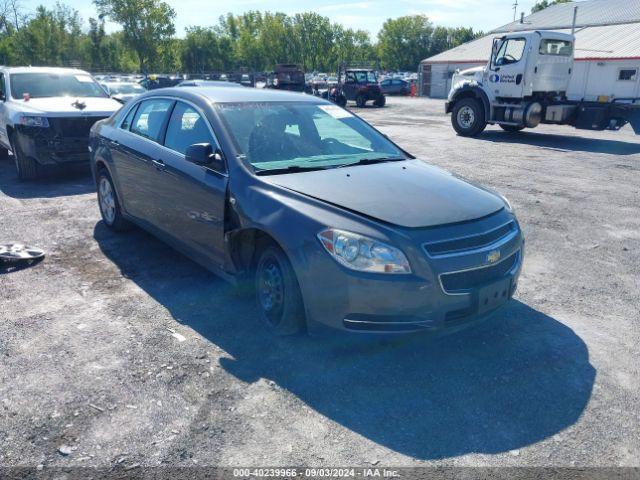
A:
263;160;505;228
10;97;121;117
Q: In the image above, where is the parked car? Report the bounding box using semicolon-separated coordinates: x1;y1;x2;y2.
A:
380;78;409;96
139;75;182;90
178;80;241;88
90;87;523;335
266;64;306;92
0;66;122;180
101;81;146;103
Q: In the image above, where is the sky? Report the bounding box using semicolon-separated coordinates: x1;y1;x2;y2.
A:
32;0;539;37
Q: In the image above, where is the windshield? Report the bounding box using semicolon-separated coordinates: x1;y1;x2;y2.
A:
346;71;377;83
10;73;108;99
109;83;145;94
216;102;406;173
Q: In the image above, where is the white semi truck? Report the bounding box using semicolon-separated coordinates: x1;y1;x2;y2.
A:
445;30;640;136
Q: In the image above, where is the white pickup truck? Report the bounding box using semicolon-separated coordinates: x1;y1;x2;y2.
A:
0;66;122;180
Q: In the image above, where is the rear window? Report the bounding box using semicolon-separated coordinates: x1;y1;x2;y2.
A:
539;39;573;56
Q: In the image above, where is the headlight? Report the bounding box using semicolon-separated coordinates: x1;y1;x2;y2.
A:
19;116;49;128
317;228;411;274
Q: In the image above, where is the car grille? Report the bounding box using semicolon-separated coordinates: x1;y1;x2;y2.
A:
440;252;519;293
49;116;108;138
424;221;516;257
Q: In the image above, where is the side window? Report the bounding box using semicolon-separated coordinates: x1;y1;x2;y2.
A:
130;99;173;142
0;73;5;98
120;104;138;131
618;69;638;81
495;38;526;66
164;102;216;155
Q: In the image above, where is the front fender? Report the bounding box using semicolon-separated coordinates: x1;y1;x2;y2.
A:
447;83;490;119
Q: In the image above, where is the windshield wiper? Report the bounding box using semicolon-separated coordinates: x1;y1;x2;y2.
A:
255;165;330;176
335;157;406;169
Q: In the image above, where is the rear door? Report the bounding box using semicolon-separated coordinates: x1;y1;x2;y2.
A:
111;98;174;220
152;100;228;267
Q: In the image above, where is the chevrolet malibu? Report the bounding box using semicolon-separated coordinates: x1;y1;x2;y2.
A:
89;87;524;335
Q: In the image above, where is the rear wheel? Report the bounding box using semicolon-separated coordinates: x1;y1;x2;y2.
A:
373;95;386;107
10;134;39;180
255;244;305;336
355;94;367;108
500;124;525;132
97;168;131;231
451;97;487;137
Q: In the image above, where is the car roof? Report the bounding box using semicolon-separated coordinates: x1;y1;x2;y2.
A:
142;86;323;104
1;66;91;75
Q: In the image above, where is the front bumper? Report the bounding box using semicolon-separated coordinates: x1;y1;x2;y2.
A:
14;116;107;166
294;210;524;334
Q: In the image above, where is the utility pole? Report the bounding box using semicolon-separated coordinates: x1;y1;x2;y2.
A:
512;0;519;22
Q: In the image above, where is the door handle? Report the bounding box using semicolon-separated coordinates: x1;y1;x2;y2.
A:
108;139;119;148
151;158;165;171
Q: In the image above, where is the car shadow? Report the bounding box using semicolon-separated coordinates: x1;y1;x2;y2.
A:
0;157;95;199
479;129;640;155
94;222;595;460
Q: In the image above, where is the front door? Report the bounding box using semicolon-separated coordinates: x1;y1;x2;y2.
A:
112;98;174;221
152;101;228;267
488;37;527;99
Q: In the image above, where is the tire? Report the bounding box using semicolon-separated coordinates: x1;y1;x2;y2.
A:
500;124;525;132
255;244;305;336
451;97;487;137
373;95;386;107
355;94;367;108
335;94;347;107
97;168;131;231
10;134;39;180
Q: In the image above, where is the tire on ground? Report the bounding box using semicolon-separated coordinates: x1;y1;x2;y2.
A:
500;124;526;132
97;167;131;232
373;95;386;108
451;97;487;137
254;243;306;336
10;134;39;180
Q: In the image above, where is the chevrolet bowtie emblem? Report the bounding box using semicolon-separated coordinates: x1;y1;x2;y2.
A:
486;250;501;264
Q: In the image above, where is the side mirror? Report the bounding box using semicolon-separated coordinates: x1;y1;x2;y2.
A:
185;143;225;172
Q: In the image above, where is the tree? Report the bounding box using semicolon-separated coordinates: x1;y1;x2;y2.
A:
93;0;175;73
531;0;571;14
377;15;434;71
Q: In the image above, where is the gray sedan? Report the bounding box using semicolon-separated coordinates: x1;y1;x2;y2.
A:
89;86;523;335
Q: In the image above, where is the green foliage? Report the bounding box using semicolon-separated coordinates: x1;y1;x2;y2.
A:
531;0;572;14
377;15;481;71
93;0;176;72
0;4;480;74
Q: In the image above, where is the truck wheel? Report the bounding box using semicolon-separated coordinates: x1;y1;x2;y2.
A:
356;94;367;108
451;98;486;137
10;134;39;180
255;244;305;336
97;168;131;231
373;95;386;107
500;124;525;133
335;95;347;107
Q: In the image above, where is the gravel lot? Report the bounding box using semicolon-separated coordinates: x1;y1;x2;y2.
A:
1;96;638;470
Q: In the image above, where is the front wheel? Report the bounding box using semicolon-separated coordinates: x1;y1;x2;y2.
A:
335;94;347;107
255;244;305;336
10;134;39;180
451;98;487;137
373;95;386;107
